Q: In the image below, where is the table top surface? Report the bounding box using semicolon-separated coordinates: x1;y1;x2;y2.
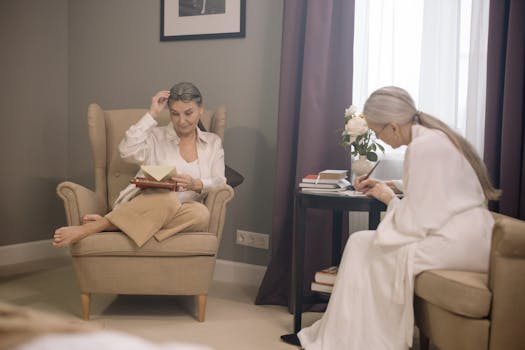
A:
296;188;387;210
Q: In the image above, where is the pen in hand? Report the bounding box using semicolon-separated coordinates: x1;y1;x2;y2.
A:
361;159;381;181
354;160;381;191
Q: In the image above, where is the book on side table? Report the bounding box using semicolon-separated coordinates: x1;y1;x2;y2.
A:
310;281;334;294
300;170;352;194
311;266;338;294
315;266;338;284
317;169;348;180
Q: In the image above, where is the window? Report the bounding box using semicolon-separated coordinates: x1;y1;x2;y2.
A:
353;0;489;156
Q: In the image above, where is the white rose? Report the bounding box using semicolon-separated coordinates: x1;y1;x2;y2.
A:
345;116;368;136
344;105;357;117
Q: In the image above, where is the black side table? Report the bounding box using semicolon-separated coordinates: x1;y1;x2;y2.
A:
282;190;386;343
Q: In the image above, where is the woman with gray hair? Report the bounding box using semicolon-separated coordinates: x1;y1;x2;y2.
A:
298;86;498;349
53;82;226;248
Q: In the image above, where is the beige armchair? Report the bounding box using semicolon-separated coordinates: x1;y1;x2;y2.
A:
56;104;234;322
415;213;525;350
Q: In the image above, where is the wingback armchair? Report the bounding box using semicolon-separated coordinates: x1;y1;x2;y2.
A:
415;212;525;350
56;104;234;322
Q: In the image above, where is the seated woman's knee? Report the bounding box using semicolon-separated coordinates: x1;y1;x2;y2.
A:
348;230;375;245
188;202;210;229
156;191;182;214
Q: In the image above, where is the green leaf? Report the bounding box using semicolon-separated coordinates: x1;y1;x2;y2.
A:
367;152;378;162
377;143;385;152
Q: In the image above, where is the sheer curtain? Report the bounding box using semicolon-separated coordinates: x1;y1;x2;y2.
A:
353;0;489;156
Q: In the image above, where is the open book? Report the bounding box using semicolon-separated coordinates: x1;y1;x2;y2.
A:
130;165;178;190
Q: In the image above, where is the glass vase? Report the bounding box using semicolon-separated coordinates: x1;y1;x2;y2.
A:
351;154;375;180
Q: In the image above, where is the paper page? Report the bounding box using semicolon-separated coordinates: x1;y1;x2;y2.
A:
340;190;367;197
140;165;177;181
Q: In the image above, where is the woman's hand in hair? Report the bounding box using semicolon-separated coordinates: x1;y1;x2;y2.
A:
149;90;170;118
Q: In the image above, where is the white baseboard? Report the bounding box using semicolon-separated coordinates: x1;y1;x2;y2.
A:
0;240;267;288
348;211;386;233
213;259;267;287
0;239;69;266
348;212;369;232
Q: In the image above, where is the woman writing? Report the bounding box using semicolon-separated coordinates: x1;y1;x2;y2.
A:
53;82;226;248
298;86;499;349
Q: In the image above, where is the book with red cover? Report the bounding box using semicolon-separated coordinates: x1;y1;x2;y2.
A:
302;174;350;184
301;175;351;188
130;177;177;191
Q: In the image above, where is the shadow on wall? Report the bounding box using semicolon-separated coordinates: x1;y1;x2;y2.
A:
1;176;67;245
219;126;276;265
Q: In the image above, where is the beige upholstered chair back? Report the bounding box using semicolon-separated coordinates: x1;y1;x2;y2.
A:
87;103;226;210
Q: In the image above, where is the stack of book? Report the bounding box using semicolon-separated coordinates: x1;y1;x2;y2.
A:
311;266;338;294
299;170;351;193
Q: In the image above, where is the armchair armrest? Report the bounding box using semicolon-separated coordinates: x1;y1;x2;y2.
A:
489;213;525;348
203;184;234;240
492;213;525;258
56;181;107;226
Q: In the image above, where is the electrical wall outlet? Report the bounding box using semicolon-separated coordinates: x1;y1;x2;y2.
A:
236;230;269;249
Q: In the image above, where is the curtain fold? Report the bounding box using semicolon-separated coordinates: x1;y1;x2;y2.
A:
484;0;525;219
255;0;355;309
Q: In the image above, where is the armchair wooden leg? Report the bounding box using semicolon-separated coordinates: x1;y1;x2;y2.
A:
196;294;207;322
80;293;91;320
419;331;430;350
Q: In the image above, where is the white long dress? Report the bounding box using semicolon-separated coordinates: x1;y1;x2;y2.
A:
298;125;494;350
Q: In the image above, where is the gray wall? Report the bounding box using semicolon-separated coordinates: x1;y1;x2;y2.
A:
0;0;69;246
0;1;283;266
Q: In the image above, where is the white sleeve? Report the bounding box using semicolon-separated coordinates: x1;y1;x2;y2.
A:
386;196;401;213
200;137;227;193
375;132;485;247
391;180;404;193
118;113;158;165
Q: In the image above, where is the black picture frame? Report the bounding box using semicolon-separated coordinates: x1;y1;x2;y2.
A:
160;0;246;41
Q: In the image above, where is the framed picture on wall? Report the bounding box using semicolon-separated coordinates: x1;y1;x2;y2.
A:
161;0;246;41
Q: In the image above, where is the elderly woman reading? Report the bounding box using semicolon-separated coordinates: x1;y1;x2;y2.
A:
53;82;226;248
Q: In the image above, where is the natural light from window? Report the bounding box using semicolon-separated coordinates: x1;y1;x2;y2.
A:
352;0;489;158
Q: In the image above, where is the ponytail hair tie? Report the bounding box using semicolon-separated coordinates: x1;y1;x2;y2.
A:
413;111;422;123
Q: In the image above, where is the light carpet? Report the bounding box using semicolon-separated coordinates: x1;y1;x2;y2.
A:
0;257;431;349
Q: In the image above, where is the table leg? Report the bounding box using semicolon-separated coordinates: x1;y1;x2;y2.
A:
369;210;380;230
292;195;306;334
332;211;343;266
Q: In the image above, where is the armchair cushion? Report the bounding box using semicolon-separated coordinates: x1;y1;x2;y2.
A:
415;270;491;318
225;165;244;188
70;231;217;257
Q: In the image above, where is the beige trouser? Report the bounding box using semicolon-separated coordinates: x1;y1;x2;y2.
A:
105;189;210;247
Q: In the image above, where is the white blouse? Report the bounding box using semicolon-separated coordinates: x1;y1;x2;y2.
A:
113;113;226;208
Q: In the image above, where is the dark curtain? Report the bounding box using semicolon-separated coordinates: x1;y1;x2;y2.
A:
484;0;525;219
255;0;355;309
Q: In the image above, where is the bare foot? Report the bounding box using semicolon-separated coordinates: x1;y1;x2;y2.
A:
53;226;88;247
83;214;103;223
